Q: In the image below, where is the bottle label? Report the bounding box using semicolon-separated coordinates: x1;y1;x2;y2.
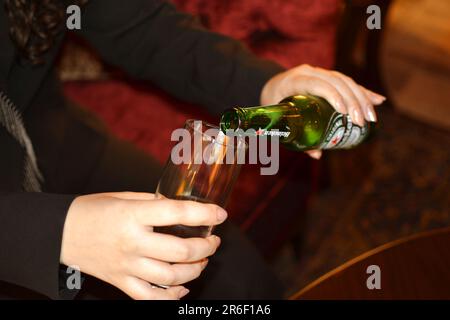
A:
255;128;290;138
320;113;368;149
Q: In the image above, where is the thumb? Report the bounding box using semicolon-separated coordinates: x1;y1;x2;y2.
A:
305;150;322;160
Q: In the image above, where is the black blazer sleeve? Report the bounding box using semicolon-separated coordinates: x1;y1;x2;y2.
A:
77;0;284;115
0;192;78;299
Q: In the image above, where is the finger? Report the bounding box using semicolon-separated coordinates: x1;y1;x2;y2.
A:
305;150;322;160
134;199;227;227
105;192;157;201
325;72;365;126
289;75;347;114
364;88;386;105
299;69;364;125
361;89;378;122
336;74;377;123
133;257;208;286
138;232;221;263
122;277;188;300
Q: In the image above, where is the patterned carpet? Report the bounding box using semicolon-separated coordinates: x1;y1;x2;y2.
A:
272;106;450;297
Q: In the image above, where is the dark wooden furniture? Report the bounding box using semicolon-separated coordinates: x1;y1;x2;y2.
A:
291;227;450;299
336;0;393;94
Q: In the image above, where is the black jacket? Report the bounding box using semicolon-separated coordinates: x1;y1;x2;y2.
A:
0;0;282;299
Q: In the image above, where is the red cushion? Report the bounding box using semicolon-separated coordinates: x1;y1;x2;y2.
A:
174;0;340;68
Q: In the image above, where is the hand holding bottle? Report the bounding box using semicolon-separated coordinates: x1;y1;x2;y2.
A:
60;192;227;300
260;64;386;159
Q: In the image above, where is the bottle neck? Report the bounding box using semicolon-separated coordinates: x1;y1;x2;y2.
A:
220;103;289;133
220;107;245;132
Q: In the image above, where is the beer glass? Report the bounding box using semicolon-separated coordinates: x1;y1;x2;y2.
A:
154;119;246;238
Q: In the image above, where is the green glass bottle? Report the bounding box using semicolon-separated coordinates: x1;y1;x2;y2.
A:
220;95;370;151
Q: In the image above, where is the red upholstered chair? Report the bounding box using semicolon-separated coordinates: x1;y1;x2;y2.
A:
62;0;342;257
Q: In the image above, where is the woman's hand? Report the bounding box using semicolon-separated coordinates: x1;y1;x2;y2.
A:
261;64;386;159
60;192;227;300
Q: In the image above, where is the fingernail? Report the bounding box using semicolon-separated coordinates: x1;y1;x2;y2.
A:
309;151;322;160
376;97;386;104
179;288;190;298
373;93;386;103
367;109;377;122
216;208;228;222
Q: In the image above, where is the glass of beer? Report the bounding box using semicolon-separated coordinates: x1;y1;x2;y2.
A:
154;119;246;238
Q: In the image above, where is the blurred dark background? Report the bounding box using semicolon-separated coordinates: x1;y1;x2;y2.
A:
57;0;449;297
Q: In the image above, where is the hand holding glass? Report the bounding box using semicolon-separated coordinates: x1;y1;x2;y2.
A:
154;120;246;238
